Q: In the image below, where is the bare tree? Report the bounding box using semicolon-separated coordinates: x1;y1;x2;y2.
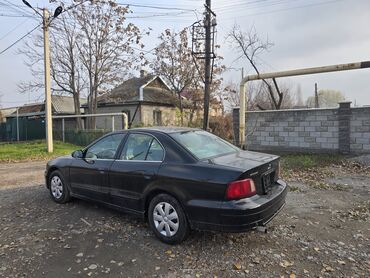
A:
295;84;304;107
72;1;144;128
307;89;345;108
151;28;195;125
50;14;87;128
19;0;145;129
18;13;87;128
227;24;285;110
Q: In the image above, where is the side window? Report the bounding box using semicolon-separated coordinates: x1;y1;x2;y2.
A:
146;138;164;161
120;134;164;161
85;133;125;159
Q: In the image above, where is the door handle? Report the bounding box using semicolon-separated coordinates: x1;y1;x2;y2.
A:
98;168;105;174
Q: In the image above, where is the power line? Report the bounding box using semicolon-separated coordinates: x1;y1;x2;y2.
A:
0;23;41;55
125;11;193;19
0;17;30;40
0;0;34;16
117;3;196;12
218;0;344;21
0;13;34;18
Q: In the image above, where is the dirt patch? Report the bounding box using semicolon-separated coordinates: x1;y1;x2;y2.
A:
0;161;45;189
0;160;369;277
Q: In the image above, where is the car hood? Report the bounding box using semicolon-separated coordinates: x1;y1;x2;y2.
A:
210;150;279;171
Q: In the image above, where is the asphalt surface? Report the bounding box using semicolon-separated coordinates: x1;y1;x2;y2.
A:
0;160;369;277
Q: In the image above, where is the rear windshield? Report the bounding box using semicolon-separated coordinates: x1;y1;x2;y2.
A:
170;130;239;160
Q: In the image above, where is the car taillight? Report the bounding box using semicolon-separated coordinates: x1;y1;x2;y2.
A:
226;179;256;200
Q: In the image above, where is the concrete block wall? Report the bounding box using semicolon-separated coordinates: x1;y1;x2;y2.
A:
350;107;370;152
233;102;370;154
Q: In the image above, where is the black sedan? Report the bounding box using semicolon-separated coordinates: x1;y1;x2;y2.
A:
45;127;287;244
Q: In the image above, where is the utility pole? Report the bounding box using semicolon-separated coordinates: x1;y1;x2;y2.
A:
315;82;319;108
203;0;211;130
23;1;63;153
191;1;216;130
43;8;53;152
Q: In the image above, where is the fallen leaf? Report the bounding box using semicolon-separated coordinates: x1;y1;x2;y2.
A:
337;260;345;265
233;262;242;270
280;260;294;268
88;264;97;270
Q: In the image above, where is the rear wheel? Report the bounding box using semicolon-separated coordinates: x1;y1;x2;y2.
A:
148;194;189;244
48;170;70;204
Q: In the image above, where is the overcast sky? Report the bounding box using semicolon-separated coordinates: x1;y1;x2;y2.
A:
0;0;369;108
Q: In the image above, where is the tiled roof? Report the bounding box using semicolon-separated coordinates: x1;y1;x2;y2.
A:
7;96;86;117
52;95;86;114
16;103;44;115
98;75;191;108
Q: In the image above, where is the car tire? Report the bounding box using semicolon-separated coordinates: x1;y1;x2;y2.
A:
148;193;189;244
48;170;71;204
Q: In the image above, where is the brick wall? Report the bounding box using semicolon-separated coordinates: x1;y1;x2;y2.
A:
233;102;370;154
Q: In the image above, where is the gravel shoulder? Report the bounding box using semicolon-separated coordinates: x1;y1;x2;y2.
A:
0;160;369;278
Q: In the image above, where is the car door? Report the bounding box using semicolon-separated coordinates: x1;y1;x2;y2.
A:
69;133;126;202
109;133;165;212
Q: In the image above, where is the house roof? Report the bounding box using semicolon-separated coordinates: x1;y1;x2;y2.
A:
7;95;86;117
98;75;191;108
16;103;45;115
51;95;86;114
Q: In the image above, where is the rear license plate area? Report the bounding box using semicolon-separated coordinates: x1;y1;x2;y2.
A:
262;170;274;194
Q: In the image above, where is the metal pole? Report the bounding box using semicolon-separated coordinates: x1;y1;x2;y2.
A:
239;84;246;147
203;0;211;130
16;108;19;141
315;83;319;108
62;118;65;142
111;116;115;131
239;60;370;147
43;8;53;152
122;113;128;130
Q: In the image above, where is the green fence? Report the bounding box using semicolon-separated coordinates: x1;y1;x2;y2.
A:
53;129;109;147
1;117;45;142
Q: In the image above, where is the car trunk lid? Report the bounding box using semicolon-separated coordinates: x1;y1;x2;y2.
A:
209;150;280;195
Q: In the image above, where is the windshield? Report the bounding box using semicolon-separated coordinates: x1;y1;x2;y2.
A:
171;130;239;160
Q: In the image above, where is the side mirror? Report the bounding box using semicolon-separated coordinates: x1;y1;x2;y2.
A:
72;150;83;158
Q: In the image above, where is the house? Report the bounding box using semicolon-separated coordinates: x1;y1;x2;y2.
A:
92;70;191;129
2;95;86;141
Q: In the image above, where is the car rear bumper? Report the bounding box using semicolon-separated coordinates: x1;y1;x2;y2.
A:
187;179;288;232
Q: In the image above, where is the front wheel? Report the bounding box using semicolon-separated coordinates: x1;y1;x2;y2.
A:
148;194;189;244
48;170;71;204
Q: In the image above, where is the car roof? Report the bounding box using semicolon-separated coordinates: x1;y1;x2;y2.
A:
113;126;202;134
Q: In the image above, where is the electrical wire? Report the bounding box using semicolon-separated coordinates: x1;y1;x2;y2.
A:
0;23;41;55
117;3;196;12
0;13;34;17
0;0;34;16
0;17;30;40
218;0;344;21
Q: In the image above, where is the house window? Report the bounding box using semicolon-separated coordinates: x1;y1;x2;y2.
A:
153;110;162;126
